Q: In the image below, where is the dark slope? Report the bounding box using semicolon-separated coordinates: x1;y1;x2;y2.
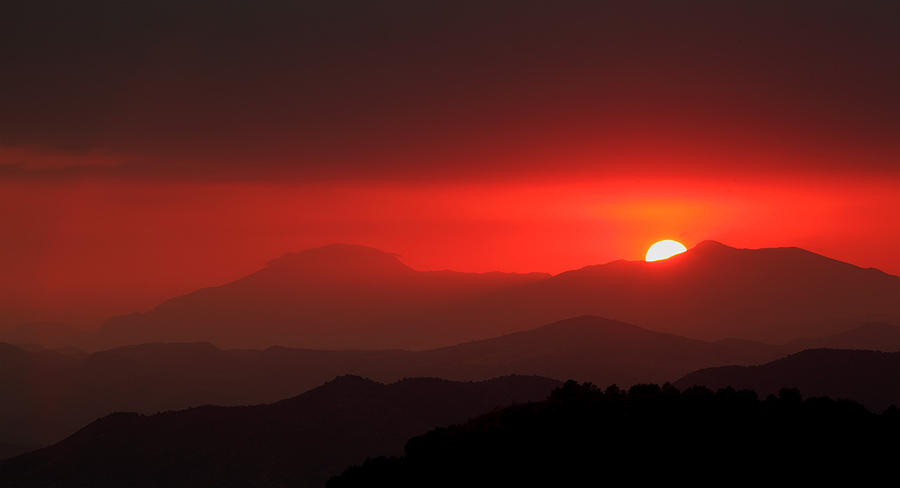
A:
93;242;900;350
675;349;900;411
0;375;560;488
0;344;86;452
0;316;786;457
329;382;900;487
0;444;37;462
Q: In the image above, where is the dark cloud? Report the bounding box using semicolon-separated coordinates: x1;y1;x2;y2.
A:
2;1;900;180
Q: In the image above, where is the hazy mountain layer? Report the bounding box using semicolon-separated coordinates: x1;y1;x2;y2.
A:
88;242;900;349
676;348;900;411
5;316;897;458
0;375;559;488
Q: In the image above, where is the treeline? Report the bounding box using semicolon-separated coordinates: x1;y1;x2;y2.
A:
329;381;900;486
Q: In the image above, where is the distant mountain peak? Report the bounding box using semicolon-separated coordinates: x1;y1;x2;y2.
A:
323;374;382;386
104;342;221;355
271;375;386;407
262;244;412;275
312;374;386;393
95;239;900;351
690;240;736;253
539;315;638;331
269;243;402;264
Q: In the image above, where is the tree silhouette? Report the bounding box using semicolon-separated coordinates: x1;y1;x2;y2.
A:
329;381;900;486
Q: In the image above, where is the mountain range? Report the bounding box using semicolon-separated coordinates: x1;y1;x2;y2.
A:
4;315;900;458
7;344;900;486
3;240;900;479
0;375;559;488
676;348;900;412
33;241;895;350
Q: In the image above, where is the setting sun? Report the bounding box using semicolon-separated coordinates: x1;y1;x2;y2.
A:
645;240;688;262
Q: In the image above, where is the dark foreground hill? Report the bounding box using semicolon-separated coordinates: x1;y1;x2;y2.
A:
330;381;900;487
676;348;900;411
0;375;559;488
0;316;788;457
90;241;900;349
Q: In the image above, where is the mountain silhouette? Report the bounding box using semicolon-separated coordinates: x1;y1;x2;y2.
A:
676;348;900;411
89;242;900;349
788;322;900;351
0;340;414;457
328;381;900;486
0;375;559;488
0;322;91;351
97;244;550;349
409;316;783;386
494;240;900;342
0;316;789;457
5;314;900;458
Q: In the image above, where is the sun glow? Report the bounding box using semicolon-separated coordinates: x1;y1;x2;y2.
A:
645;240;687;262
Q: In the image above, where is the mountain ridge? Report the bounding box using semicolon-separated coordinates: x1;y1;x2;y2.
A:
675;348;900;411
0;375;561;487
3;316;900;459
6;241;900;350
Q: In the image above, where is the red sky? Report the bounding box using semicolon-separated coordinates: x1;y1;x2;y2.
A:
4;169;899;327
2;1;900;326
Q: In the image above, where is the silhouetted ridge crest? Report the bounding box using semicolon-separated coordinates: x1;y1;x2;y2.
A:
675;348;900;411
310;374;385;392
269;374;388;409
790;322;900;351
0;343;27;357
94;241;900;349
689;240;735;254
0;375;559;487
104;342;220;355
263;244;411;275
535;315;648;333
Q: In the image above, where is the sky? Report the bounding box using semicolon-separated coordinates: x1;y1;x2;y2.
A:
2;1;900;326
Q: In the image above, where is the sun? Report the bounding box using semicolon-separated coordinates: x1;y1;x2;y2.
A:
645;240;687;262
